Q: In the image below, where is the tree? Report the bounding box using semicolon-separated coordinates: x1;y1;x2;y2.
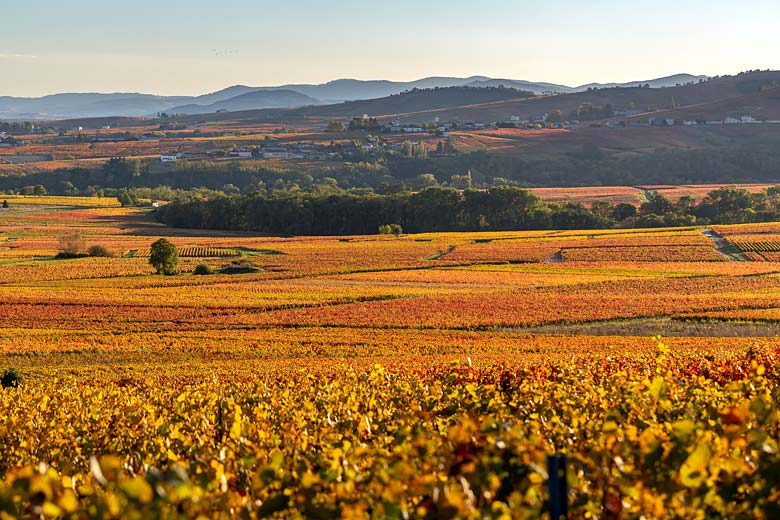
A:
450;171;472;190
547;109;566;124
611;203;637;221
414;142;428;159
1;200;7;209
326;121;347;133
118;190;139;207
379;224;403;236
59;233;84;257
149;238;179;275
641;193;673;216
443;136;457;154
412;174;439;190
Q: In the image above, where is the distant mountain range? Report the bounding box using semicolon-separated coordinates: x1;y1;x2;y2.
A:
168;90;321;115
0;74;708;120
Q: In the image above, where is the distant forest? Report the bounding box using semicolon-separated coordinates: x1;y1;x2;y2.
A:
156;185;780;235
3;141;780;198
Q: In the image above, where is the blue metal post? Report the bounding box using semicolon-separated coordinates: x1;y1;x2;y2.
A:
547;454;568;519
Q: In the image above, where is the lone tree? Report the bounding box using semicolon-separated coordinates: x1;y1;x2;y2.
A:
149;238;179;275
1;200;8;209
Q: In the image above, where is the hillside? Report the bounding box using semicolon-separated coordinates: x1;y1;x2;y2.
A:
2;73;714;120
168;90;322;114
281;86;536;118
148;71;780;126
576;73;708;90
0;92;189;119
619;86;780;122
329;71;780;123
469;73;707;94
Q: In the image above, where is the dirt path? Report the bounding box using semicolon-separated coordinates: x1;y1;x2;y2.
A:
702;229;743;261
545;250;565;263
427;246;456;261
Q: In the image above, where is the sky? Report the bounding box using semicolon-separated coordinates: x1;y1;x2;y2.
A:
1;0;778;97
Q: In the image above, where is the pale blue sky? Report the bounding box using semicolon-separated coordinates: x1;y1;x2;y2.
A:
1;0;777;96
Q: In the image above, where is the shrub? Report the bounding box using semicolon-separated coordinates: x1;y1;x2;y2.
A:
88;245;115;258
54;252;89;260
379;224;403;236
1;368;20;389
221;261;261;275
193;264;213;275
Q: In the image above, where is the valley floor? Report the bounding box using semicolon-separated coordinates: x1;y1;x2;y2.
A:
0;197;779;517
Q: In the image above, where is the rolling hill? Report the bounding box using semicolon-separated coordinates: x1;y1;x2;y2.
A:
619;87;780;122
167;90;322;114
37;71;780;133
0;92;190;119
2;73;711;120
281;86;536;118
284;71;780;123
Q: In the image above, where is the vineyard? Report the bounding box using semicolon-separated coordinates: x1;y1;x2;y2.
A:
2;198;780;517
132;247;240;258
729;241;780;253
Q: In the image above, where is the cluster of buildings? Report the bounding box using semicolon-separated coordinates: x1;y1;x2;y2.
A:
159;136;435;164
161;143;352;164
379;117;483;135
606;115;780;129
0;135;22;148
496;114;550;128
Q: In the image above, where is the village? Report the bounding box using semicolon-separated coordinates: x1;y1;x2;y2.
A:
160;140;412;164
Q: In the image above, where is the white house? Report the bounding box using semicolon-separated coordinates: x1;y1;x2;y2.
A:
724;117;740;124
229;148;253;159
262;147;289;159
160;153;179;163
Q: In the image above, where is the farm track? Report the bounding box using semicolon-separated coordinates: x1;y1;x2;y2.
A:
512;317;780;337
702;229;743;261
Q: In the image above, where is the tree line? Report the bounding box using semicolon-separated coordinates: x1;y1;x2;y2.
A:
3;140;780;199
155;185;780;236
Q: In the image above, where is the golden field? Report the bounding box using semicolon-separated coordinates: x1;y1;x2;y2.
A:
1;197;780;518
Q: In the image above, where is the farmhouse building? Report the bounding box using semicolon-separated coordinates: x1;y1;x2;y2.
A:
229;148;253;159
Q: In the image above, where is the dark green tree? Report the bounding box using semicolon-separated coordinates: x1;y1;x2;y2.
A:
118;190;139;207
149;238;179;275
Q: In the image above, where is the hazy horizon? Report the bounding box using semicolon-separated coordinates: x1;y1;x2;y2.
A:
1;0;778;97
0;72;716;99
